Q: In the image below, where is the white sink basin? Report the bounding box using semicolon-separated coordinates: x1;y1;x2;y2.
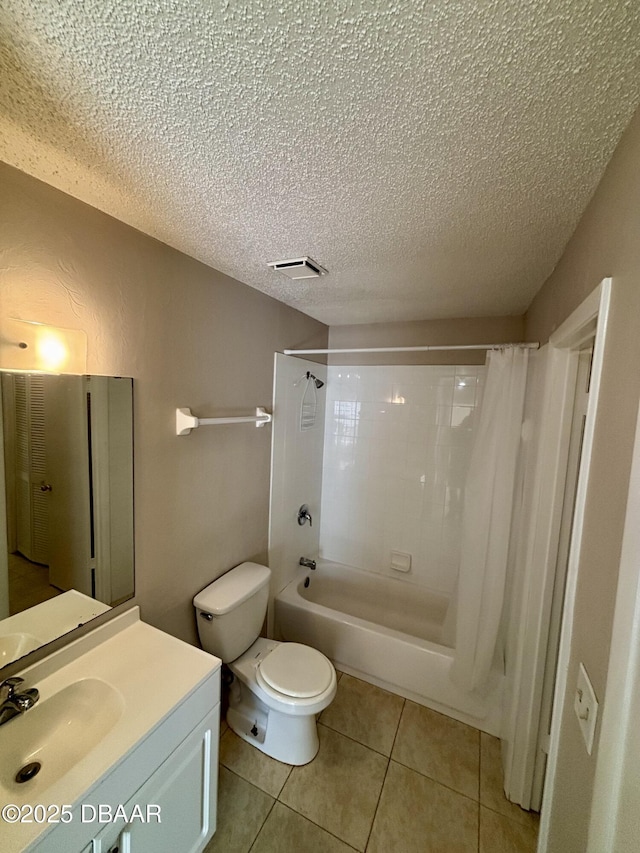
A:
0;678;124;802
0;633;42;666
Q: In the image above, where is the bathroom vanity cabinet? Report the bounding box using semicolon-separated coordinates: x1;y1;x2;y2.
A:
2;608;221;853
31;682;219;853
89;708;218;853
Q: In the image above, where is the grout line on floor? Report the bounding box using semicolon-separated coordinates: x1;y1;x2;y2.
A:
278;764;294;796
388;754;482;807
484;801;538;819
247;797;277;853
317;684;407;760
317;718;402;759
362;756;390;852
218;759;294;800
218;766;275;853
316;718;404;763
387;697;406;758
272;797;361;852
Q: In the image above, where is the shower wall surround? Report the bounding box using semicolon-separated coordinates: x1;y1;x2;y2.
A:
320;365;484;594
269;354;327;609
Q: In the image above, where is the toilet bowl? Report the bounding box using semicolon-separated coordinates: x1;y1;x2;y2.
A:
194;562;336;765
226;637;336;764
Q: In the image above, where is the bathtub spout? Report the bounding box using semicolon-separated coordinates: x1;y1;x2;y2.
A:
299;557;317;570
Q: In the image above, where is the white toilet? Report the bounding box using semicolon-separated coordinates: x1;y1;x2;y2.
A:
194;562;337;765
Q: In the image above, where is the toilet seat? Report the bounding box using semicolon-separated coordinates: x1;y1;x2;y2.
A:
256;642;334;700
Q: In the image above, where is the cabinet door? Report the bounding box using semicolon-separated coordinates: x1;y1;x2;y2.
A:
118;706;218;853
80;827;121;853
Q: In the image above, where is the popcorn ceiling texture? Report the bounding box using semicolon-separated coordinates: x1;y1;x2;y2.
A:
1;1;639;325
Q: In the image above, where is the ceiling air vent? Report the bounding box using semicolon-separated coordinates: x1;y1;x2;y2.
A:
267;257;328;279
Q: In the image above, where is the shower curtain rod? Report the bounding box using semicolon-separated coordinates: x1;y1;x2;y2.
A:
283;342;539;356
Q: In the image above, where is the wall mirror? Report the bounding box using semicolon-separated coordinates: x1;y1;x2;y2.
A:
0;372;134;669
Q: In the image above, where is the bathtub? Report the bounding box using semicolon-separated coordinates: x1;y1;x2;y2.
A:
275;560;503;735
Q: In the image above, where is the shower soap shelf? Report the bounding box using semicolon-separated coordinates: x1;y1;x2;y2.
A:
176;407;272;435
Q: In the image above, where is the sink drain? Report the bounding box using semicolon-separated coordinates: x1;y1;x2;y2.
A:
15;762;41;784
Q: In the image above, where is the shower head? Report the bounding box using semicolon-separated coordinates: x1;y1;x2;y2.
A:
306;372;324;390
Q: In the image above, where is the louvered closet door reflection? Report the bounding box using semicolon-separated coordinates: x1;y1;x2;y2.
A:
44;375;92;595
14;374;49;566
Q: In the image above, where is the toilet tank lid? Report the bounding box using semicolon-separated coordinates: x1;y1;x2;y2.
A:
193;562;271;615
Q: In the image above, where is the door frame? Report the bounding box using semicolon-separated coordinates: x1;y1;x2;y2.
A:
586;391;640;848
533;278;612;848
501;281;611;826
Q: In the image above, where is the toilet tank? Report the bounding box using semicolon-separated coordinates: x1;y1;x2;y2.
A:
194;562;271;662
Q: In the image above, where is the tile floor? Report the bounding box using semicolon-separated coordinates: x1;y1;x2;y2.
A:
206;672;539;853
8;552;62;615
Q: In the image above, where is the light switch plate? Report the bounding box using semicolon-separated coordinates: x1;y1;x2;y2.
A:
574;662;598;755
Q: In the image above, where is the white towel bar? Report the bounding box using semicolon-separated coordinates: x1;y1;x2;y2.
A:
176;407;272;436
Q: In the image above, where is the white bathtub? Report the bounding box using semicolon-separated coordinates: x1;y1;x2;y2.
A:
275;560;503;735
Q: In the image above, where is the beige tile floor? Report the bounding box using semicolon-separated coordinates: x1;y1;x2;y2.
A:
206;672;539;853
8;552;62;615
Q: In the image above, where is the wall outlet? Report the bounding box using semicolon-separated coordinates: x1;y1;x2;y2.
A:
574;662;598;755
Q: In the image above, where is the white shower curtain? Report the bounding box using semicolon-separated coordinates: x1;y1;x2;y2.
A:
446;346;529;693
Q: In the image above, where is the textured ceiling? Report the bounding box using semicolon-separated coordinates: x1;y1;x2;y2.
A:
1;1;639;326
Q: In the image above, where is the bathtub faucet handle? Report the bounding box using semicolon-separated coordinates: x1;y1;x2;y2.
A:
299;557;316;570
297;504;313;527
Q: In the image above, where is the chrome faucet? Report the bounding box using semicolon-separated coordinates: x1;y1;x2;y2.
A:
0;677;40;726
299;557;316;570
297;504;313;527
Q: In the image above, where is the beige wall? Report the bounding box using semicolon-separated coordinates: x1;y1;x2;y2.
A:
0;162;328;645
328;315;525;366
525;107;640;851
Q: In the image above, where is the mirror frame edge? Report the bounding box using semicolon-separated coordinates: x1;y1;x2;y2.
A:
0;599;138;679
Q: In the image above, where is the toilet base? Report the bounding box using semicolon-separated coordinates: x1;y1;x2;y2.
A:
227;680;320;765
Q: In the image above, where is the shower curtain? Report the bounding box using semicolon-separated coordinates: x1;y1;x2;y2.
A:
445;346;529;693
